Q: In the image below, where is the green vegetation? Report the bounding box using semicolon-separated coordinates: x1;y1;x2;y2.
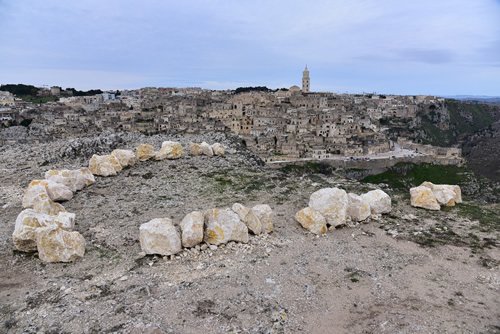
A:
418;101;495;146
280;162;333;176
0;84;39;96
19;96;59;103
361;163;471;189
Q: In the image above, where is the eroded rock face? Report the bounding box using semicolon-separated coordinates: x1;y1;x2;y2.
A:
347;193;371;222
111;149;137;168
35;226;85;263
200;142;214;157
137;144;156;162
232;203;262;235
139;218;182;256
295;207;327;235
45;168;95;192
308;188;348;228
155;141;182;160
361;190;391;214
189;142;203;156
410;186;440;210
251;204;274;233
25;180;73;202
89;154;122;176
12;209;76;252
179;211;204;248
211;143;225;156
204;208;249;245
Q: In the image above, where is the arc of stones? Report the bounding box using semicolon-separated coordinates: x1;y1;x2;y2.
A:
13;141;227;262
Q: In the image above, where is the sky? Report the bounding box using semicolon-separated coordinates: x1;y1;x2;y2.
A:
0;0;499;96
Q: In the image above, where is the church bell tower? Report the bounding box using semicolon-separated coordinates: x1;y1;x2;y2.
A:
302;65;310;93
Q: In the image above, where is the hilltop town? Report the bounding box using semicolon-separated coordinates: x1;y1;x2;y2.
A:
1;68;463;168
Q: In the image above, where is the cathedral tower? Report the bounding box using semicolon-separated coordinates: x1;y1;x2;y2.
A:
302;65;310;93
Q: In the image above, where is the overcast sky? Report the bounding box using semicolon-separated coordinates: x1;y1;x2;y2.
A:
1;0;499;95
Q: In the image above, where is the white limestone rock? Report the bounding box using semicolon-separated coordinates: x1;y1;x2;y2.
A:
361;189;392;214
23;185;67;215
204;208;249;245
13;209;76;252
419;182;462;207
251;204;274;233
347;193;371;222
189;142;203;156
155;141;182;160
295;207;327;235
410;186;440;210
308;188;348;228
232;203;262;235
137;144;156;161
45;168;95;192
35;226;85;263
179;211;204;248
211;143;225;156
111;149;137;168
200;142;214;157
22;184;49;208
89;154;122;176
25;180;73;202
139;218;182;256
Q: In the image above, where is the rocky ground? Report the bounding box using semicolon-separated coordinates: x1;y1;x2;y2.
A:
0;132;499;334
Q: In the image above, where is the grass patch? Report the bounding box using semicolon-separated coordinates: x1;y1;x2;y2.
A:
456;203;500;233
361;163;471;189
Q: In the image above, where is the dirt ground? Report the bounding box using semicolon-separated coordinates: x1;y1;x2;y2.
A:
0;133;499;333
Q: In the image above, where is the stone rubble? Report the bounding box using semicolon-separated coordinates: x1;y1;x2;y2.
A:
361;189;392;214
179;211;204;248
111;149;137;168
410;182;462;210
35;225;86;263
139;218;182;256
308;187;348;228
155;141;183;160
44;168;95;192
136;144;156;161
347;193;371;222
295;207;327;235
89;154;122;176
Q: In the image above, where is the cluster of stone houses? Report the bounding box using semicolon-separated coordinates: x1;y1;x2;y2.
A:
1;85;451;161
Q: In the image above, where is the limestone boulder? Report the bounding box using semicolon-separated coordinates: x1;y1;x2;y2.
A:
211;143;225;156
139;218;182;256
137;144;156;162
155;141;182;160
200;142;213;156
179;211;204;248
232;203;262;235
23;187;67;215
13;209;76;252
347;193;371;222
36;226;85;262
419;182;462;206
189;142;203;156
432;185;457;206
45;168;95;192
25;180;73;202
361;189;391;214
204;208;249;245
22;184;49;208
295;207;327;235
89;154;122;176
410;186;440;210
111;149;137;168
308;188;348;228
251;204;274;233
